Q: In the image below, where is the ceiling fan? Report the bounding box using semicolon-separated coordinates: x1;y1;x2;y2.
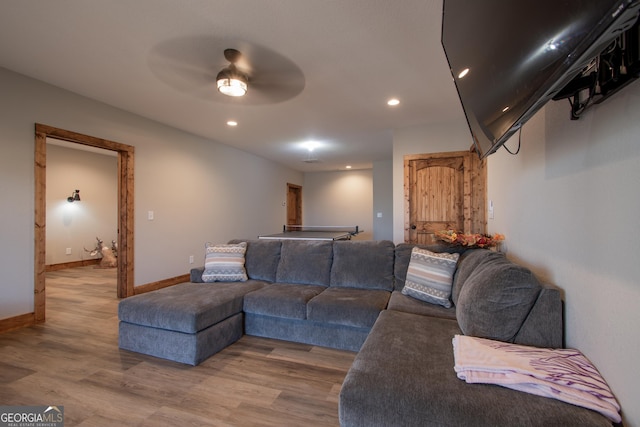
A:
148;37;306;105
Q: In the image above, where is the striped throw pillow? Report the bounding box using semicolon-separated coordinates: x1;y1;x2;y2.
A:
202;242;248;282
402;247;460;308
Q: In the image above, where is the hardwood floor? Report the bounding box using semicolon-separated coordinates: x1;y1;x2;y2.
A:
0;267;356;426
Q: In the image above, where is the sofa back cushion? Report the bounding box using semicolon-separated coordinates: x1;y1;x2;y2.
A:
451;249;495;306
329;240;395;291
229;239;282;282
275;240;333;286
456;252;542;343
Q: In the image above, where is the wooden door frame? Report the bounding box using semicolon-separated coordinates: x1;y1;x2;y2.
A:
404;150;486;243
34;124;135;323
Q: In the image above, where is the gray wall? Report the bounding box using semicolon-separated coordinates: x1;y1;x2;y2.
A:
303;169;373;240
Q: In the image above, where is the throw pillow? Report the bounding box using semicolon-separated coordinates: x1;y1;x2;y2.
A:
201;242;248;282
401;247;460;308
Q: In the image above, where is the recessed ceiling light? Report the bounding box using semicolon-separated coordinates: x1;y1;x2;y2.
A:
302;141;320;151
387;98;400;106
227;120;238;126
346;165;352;169
502;106;510;113
458;68;470;79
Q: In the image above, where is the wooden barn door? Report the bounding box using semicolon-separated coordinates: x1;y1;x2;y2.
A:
404;151;486;244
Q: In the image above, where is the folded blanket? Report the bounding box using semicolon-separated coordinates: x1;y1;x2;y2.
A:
453;335;621;423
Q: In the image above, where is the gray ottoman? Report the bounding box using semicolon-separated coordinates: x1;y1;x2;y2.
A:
118;281;266;365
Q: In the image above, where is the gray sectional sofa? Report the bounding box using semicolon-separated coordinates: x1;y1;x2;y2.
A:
117;239;612;426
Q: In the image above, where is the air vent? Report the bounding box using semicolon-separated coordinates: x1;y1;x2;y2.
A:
303;152;320;163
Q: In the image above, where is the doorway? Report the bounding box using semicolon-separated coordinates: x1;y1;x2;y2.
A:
286;183;302;226
45;138;117;270
34;124;135;323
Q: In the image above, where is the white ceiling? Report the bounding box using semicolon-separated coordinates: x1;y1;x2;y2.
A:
0;0;466;172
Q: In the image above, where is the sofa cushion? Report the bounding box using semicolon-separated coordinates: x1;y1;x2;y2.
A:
202;242;248;282
456;252;542;342
307;287;390;328
401;248;459;308
513;285;563;348
329;240;395;291
230;239;281;282
190;266;206;283
275;240;333;286
451;249;494;306
387;291;457;320
118;281;266;334
243;283;326;320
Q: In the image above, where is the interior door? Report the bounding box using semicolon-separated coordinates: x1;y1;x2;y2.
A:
286;183;302;226
404;151;486;244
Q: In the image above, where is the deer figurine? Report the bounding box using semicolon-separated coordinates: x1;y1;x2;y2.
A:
85;237;117;268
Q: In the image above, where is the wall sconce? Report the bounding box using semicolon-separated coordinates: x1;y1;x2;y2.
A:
67;189;81;203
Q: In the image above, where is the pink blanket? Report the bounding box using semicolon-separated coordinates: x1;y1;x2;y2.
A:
452;335;621;423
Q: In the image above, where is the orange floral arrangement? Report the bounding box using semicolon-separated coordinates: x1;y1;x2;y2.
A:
435;230;505;248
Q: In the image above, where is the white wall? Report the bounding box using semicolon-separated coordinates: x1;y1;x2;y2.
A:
392;120;473;242
487;81;640;426
0;67;302;320
46;143;117;265
303;169;373;240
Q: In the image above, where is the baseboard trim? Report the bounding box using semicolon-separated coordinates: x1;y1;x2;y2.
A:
133;274;191;295
46;259;100;272
0;312;35;333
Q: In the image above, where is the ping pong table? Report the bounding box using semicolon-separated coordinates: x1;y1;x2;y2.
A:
259;225;361;241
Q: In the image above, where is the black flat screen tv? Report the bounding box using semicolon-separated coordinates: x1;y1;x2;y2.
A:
442;0;640;159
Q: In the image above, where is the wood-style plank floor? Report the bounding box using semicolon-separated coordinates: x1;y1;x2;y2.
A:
0;267;356;426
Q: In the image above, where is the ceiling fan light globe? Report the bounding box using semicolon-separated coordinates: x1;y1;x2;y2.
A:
216;66;248;97
217;78;248;96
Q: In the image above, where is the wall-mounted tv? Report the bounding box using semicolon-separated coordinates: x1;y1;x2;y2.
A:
442;0;640;159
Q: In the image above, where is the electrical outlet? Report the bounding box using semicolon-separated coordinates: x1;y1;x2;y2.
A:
65;248;72;255
189;255;194;264
148;210;154;220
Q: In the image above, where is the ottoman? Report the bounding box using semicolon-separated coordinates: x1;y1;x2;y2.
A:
118;281;267;365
